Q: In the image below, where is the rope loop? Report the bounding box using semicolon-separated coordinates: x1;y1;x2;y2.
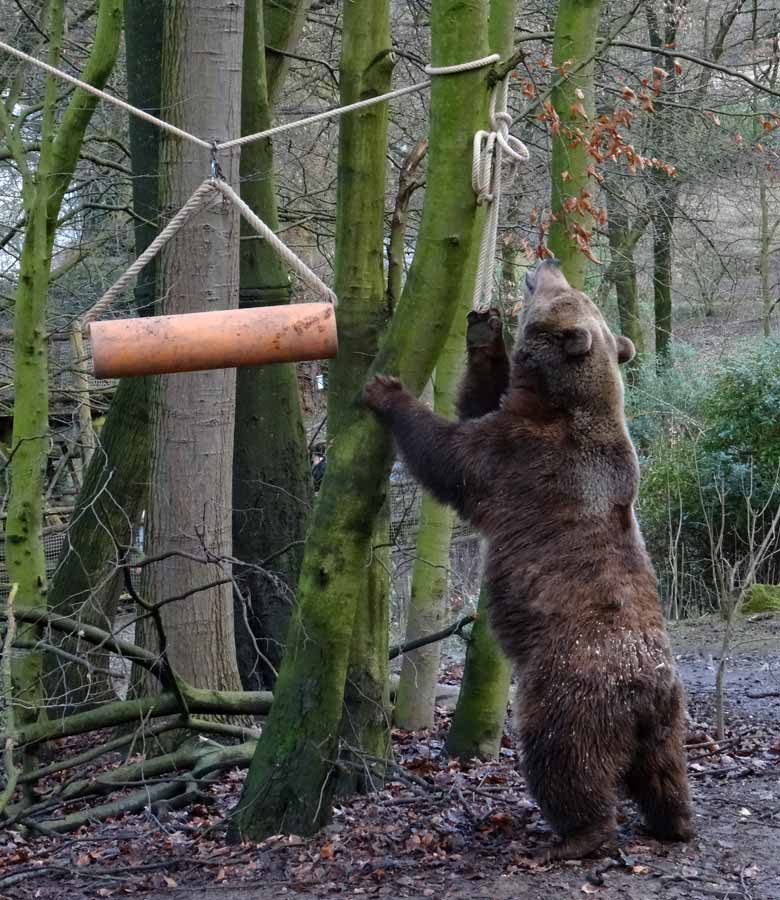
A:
471;74;530;311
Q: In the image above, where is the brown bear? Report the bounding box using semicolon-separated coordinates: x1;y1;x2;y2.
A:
364;259;694;862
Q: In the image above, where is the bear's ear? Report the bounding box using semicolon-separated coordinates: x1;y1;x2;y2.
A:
562;326;592;357
616;335;636;365
467;310;481;323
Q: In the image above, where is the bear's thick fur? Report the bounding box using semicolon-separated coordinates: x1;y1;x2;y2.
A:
364;259;693;861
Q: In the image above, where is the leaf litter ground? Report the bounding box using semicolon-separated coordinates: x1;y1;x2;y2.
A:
2;616;779;900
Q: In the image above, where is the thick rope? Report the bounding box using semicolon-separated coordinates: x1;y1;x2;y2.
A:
471;76;530;311
80;178;337;325
80;181;216;326
0;38;212;151
0;39;498;155
210;179;338;305
424;53;500;76
1;36;517;322
218;82;429;151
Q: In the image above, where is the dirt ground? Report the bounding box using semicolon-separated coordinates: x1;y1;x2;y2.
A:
2;616;779;900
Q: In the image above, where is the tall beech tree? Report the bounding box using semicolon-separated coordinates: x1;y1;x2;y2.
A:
141;0;245;694
50;0;313;703
232;0;502;841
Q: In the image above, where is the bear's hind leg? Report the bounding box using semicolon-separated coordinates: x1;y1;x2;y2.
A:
625;729;694;842
524;746;619;862
533;814;618;864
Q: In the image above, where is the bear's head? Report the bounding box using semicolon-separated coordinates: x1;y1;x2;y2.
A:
511;259;635;416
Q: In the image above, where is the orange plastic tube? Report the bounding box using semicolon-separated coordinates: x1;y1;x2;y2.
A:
89;303;338;378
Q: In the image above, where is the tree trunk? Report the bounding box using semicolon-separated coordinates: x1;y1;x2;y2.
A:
547;0;602;289
758;162;770;338
446;584;511;759
328;1;394;793
394;320;466;731
264;0;311;107
232;0;313;692
651;187;675;368
4;0;123;736
443;0;516;763
141;0;245;695
605;189;645;381
46;0;161;709
231;0;496;842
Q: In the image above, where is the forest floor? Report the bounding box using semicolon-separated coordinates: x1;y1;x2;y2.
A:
2;614;779;900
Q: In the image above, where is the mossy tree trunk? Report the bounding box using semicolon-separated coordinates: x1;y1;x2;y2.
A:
328;0;394;793
231;0;496;842
2;0;123;732
445;584;511;759
232;0;313;692
547;0;602;289
46;0;162;710
140;0;245;695
443;0;515;761
394;317;467;731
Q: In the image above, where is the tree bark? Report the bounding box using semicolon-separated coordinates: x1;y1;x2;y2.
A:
651;188;674;367
604;185;646;379
328;2;394;793
443;0;516;763
4;0;123;730
394;318;467;731
46;0;162;710
445;588;511;759
141;0;245;695
231;0;496;842
232;0;313;692
264;0;311;107
547;0;602;289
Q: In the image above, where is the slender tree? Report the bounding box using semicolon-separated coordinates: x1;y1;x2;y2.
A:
330;3;395;789
444;0;515;761
46;0;162;710
2;0;123;736
232;0;313;691
547;0;603;289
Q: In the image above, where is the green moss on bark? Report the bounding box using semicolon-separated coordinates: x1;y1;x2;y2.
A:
547;0;602;288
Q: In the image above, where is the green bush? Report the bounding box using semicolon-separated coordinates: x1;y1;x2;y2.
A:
627;340;780;616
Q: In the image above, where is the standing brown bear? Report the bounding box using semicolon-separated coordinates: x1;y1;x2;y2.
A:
364;259;694;862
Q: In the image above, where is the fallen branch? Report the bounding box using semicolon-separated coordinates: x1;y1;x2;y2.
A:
1;606;167;683
17;684;271;748
31;742;257;834
389;614;476;660
746;690;780;699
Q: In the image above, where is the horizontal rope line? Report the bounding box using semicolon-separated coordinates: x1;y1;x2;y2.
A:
0;39;501;154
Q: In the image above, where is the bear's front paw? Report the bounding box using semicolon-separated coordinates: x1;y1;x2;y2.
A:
363;374;408;415
466;308;505;355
